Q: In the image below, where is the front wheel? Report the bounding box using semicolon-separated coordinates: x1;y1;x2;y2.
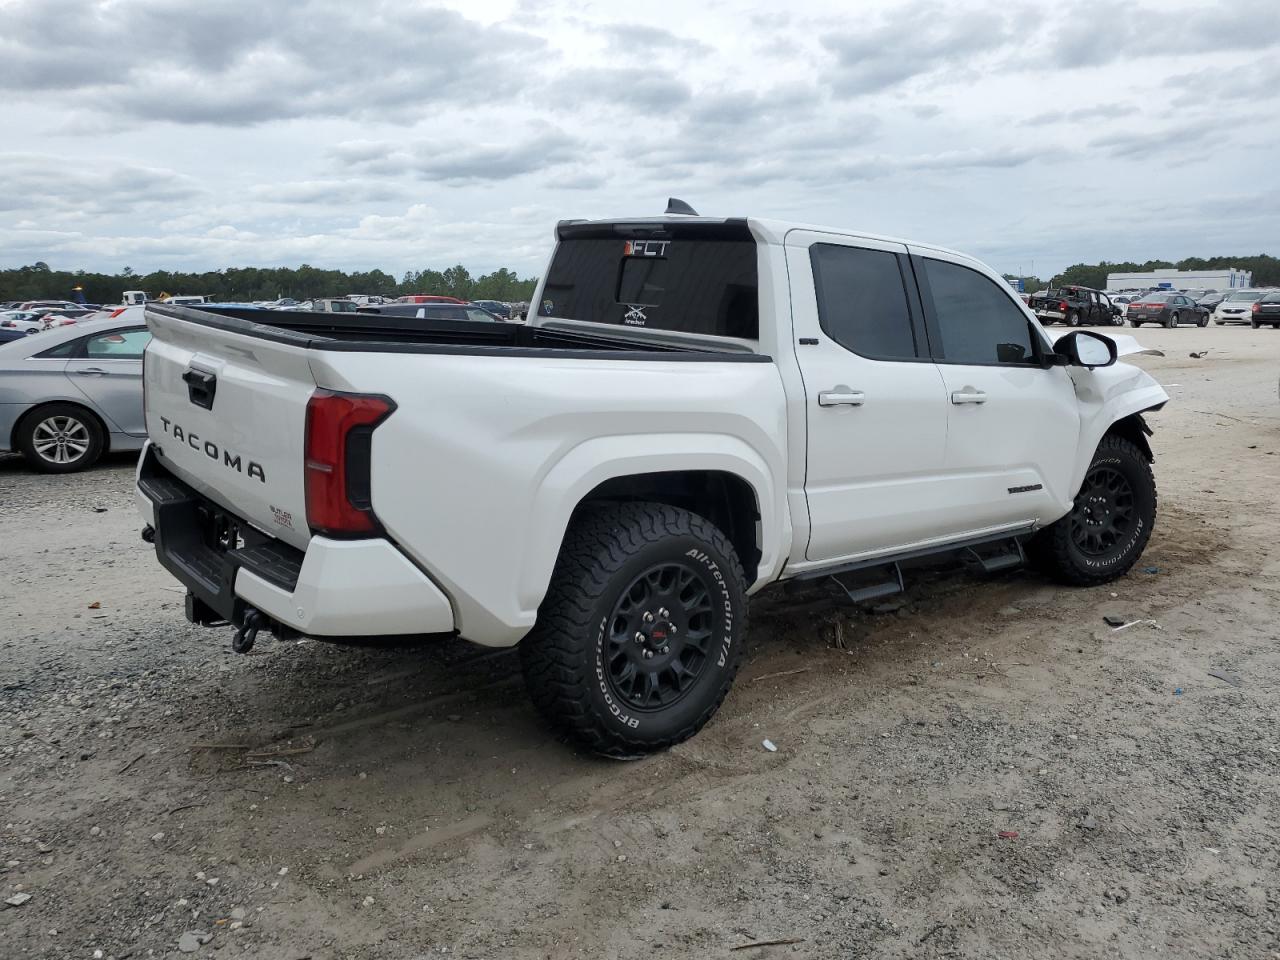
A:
521;502;748;757
1030;435;1157;586
1252;320;1261;329
1198;314;1209;327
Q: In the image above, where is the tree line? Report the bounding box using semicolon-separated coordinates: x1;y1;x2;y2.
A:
1046;253;1280;291
0;262;539;305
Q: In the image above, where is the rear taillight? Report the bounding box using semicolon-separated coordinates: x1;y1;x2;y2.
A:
1059;300;1068;312
304;390;395;536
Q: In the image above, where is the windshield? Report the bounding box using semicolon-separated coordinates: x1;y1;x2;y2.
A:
541;222;759;338
1224;291;1263;302
1140;294;1175;303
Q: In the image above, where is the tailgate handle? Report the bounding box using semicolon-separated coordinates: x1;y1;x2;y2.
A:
183;369;217;410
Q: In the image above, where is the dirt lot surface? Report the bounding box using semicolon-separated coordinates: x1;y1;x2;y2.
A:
2;325;1278;960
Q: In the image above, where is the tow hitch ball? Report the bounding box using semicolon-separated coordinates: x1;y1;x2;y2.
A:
232;608;265;654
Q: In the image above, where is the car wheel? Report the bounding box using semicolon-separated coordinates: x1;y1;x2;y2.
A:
1067;310;1081;327
1129;321;1140;328
1029;434;1157;587
1252;320;1261;329
1166;312;1178;328
17;403;106;473
1198;313;1209;327
521;501;747;757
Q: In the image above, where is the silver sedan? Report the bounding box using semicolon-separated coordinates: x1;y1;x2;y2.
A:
0;311;150;472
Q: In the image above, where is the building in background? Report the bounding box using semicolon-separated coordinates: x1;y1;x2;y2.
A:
1106;267;1252;291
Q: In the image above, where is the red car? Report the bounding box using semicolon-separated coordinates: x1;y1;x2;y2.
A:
395;295;465;304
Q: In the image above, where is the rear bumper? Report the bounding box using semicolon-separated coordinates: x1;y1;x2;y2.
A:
135;443;454;638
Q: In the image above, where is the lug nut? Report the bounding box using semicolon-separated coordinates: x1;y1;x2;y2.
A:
634;632;644;644
661;646;670;655
643;650;653;659
642;611;654;623
669;625;678;635
658;607;670;619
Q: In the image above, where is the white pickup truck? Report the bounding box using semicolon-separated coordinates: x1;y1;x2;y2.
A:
136;206;1168;756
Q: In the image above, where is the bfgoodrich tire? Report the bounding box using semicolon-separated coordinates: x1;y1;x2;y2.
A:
1032;435;1157;587
520;502;748;757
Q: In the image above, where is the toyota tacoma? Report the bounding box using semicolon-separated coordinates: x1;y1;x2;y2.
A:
135;203;1168;756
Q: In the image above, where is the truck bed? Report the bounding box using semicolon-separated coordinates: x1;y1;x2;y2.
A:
154;303;766;361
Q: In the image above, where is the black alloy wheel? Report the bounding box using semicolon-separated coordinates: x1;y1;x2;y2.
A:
1069;465;1136;558
604;562;715;711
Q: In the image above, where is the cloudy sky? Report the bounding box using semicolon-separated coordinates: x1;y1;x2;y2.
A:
2;0;1277;281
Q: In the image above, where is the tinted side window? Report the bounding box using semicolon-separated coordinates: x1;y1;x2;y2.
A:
809;244;917;360
922;258;1036;365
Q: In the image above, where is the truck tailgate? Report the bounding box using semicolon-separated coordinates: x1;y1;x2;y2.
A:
143;307;316;550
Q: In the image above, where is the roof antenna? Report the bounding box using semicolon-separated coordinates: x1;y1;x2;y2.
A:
665;197;699;216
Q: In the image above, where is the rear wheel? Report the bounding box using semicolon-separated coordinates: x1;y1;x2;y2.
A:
1166;312;1178;328
1129;321;1141;328
521;502;748;757
1030;435;1156;587
1067;310;1081;327
1252;320;1261;329
16;403;105;473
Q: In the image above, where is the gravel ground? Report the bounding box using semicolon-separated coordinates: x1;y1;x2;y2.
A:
1;325;1278;960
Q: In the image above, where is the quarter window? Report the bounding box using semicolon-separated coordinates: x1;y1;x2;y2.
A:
809;244;918;360
922;258;1037;365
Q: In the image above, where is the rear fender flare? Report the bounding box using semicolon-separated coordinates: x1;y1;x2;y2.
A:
519;434;786;613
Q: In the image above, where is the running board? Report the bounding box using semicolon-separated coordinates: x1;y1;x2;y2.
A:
827;563;904;604
960;538;1026;575
793;525;1036;582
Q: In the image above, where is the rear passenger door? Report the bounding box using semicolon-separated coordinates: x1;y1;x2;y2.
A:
911;251;1080;533
786;232;951;562
64;327;151;436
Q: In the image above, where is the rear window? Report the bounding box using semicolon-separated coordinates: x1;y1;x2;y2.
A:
540;224;758;338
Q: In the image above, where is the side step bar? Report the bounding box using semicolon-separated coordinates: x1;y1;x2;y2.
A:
828;563;904;604
793;527;1035;606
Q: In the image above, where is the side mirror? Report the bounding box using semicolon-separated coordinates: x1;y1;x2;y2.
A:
1056;330;1117;368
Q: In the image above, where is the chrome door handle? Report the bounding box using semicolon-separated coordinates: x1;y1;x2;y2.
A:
818;388;865;407
950;389;987;404
76;367;108;377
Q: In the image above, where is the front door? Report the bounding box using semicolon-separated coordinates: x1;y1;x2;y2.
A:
910;250;1081;535
786;233;951;563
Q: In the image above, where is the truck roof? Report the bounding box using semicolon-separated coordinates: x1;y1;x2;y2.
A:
555;214;986;268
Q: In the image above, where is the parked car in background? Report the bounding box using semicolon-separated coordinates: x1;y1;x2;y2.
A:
346;294;391;306
1197;291;1228;312
1028;285;1120;325
358;302;504;323
471;299;512;320
0;326;26;344
16;299;80;312
395;294;466;304
0;310;150;472
1127;293;1209;328
1251;292;1280;328
1215;290;1266;325
1;310;79;335
280;298;360;313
